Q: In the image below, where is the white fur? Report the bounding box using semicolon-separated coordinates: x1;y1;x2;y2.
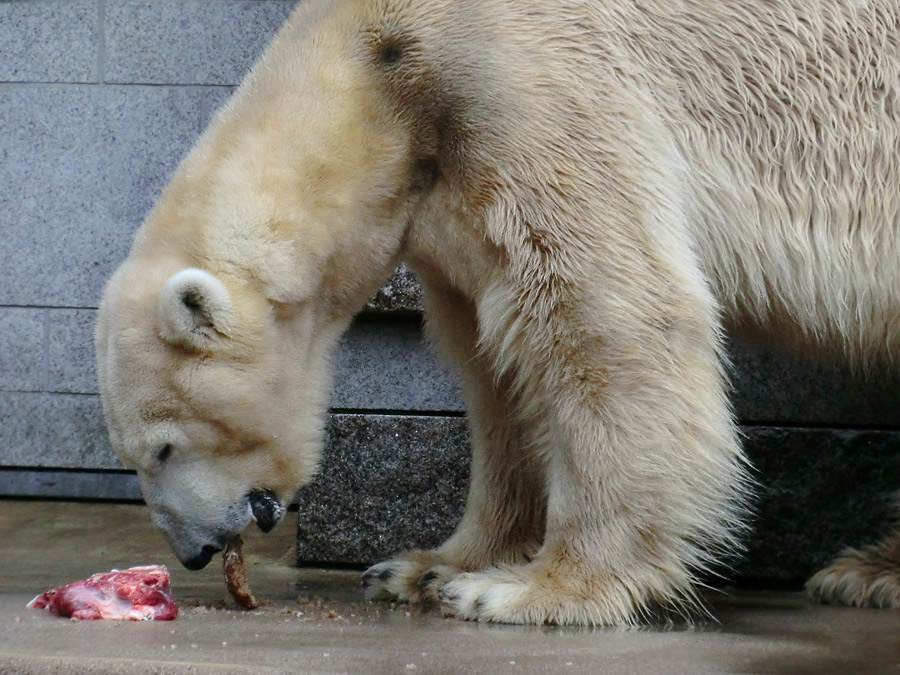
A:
98;0;900;624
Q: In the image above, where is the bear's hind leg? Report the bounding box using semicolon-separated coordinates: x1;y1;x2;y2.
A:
362;285;545;604
806;529;900;608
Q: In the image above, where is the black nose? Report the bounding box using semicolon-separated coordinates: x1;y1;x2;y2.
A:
182;544;221;571
248;489;285;533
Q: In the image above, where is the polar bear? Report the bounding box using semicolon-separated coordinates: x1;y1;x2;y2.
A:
95;0;900;625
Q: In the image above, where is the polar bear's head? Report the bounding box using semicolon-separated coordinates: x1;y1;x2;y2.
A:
96;261;345;569
95;0;490;569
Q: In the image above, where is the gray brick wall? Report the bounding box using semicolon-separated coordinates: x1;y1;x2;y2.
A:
0;0;463;508
0;0;298;484
1;0;898;583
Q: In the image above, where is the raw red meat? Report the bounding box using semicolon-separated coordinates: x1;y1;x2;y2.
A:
27;565;178;620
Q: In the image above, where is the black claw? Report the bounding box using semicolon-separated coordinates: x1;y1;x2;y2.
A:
441;590;459;604
419;571;439;587
362;566;394;589
474;595;486;611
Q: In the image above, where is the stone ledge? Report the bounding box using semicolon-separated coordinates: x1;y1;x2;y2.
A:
15;305;900;427
0;393;115;470
728;337;900;426
0;468;141;502
332;317;460;412
297;416;900;586
369;271;900;425
0;309;46;392
3;313;461;409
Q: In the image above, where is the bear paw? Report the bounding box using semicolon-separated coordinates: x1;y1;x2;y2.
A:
806;545;900;609
362;552;462;604
439;565;644;626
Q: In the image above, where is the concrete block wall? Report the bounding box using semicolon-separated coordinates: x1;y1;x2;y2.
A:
0;0;297;487
2;1;899;585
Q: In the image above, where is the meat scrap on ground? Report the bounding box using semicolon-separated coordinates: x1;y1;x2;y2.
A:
27;565;178;620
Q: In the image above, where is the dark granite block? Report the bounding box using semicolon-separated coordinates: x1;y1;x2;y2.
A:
736;426;900;583
296;414;469;565
729;337;900;427
364;264;425;315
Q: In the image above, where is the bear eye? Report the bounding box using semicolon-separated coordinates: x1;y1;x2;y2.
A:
156;444;173;465
380;42;403;65
410;157;439;193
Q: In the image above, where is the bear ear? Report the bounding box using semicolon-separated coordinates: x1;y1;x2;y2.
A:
158;269;234;350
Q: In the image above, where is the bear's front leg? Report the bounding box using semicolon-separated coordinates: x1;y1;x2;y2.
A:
362;285;545;604
440;268;749;626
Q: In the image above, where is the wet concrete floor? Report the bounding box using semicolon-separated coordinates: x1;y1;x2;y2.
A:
0;500;897;674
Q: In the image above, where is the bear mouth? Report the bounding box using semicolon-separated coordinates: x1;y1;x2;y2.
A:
247;489;286;533
182;544;222;571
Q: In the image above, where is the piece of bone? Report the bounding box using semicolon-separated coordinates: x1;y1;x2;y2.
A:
223;536;261;609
